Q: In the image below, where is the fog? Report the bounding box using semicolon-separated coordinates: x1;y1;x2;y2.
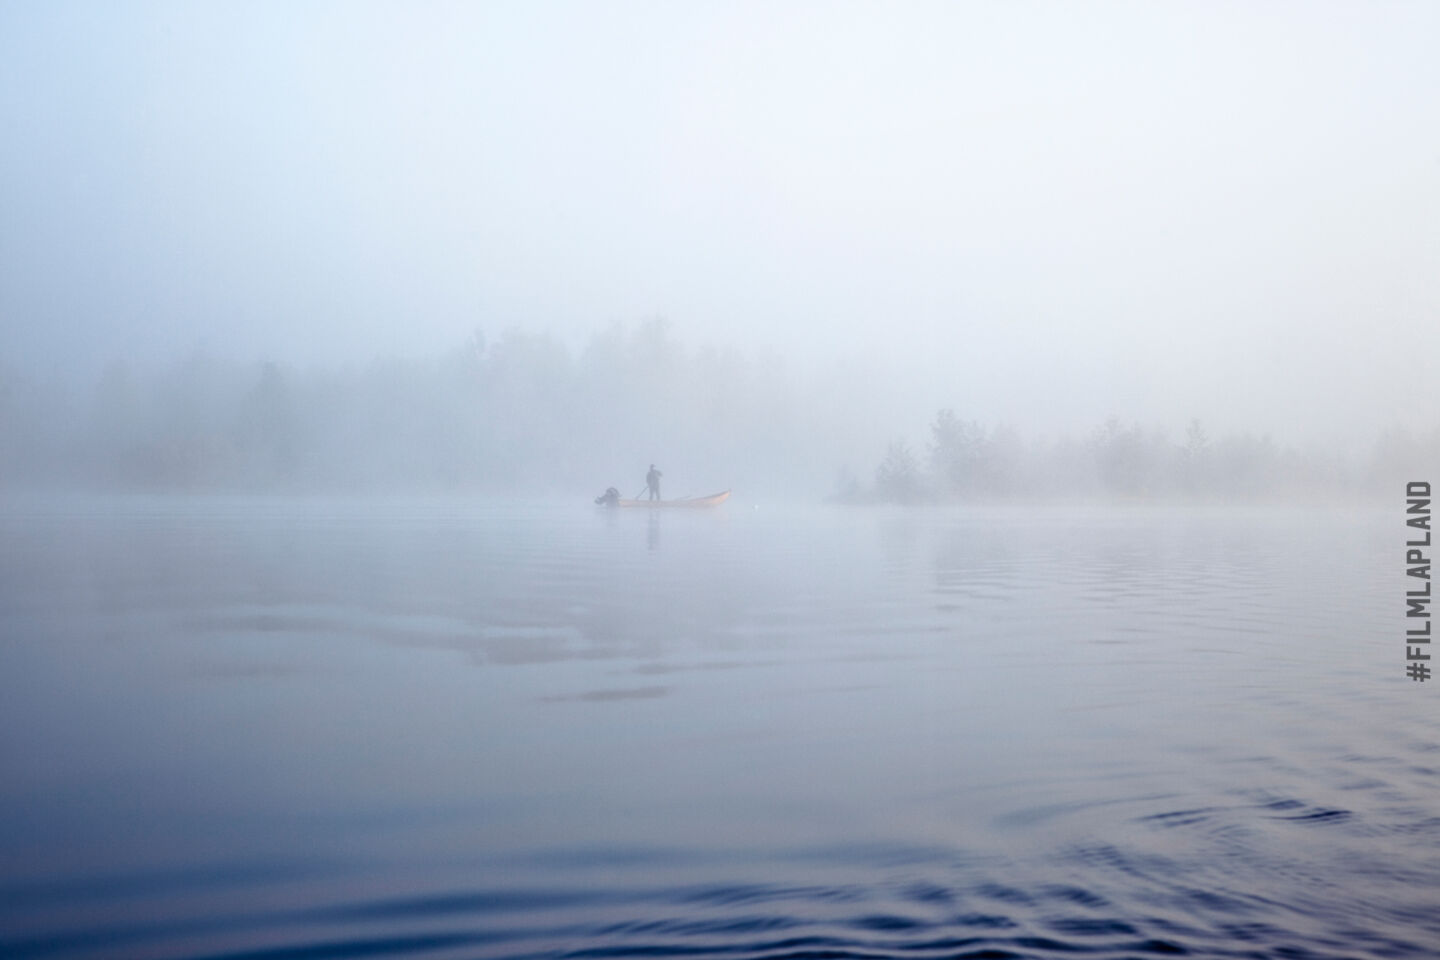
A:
3;1;1438;497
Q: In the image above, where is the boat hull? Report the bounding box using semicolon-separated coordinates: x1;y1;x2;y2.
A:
614;490;730;508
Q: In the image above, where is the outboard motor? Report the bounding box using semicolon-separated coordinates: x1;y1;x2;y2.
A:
594;487;620;506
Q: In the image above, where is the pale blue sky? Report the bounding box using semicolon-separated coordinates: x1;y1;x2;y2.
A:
2;1;1437;442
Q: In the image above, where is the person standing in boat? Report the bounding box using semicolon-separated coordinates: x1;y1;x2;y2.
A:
645;464;663;501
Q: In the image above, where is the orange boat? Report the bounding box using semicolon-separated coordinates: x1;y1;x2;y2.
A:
615;490;730;508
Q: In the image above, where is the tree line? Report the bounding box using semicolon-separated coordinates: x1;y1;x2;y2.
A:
1;321;1431;500
0;321;853;496
856;410;1436;503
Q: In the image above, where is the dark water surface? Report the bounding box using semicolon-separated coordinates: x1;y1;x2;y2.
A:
1;495;1436;959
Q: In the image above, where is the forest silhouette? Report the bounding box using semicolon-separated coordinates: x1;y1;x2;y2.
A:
1;320;1432;500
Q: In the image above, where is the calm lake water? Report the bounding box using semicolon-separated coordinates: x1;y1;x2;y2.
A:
0;494;1435;960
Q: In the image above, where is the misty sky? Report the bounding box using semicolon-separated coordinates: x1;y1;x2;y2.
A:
2;1;1437;444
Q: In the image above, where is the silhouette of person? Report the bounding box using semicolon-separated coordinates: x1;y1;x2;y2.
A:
646;464;662;501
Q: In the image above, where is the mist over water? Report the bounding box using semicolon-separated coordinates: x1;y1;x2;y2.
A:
4;2;1439;497
3;3;1438;958
3;1;1439;457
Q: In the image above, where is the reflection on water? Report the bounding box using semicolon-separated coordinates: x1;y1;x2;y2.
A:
0;494;1436;959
